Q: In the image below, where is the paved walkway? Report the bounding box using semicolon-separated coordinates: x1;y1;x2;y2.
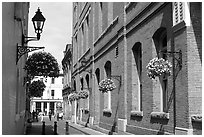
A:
26;116;105;135
26;117;54;135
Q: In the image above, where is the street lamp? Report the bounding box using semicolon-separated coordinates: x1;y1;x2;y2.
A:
81;57;88;67
32;7;46;40
80;57;92;75
22;7;46;44
15;7;46;64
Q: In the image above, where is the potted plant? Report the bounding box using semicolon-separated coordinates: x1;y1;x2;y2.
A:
68;92;80;103
98;78;116;93
146;57;172;79
150;112;169;119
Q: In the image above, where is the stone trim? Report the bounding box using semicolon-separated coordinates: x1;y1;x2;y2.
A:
130;110;143;118
102;108;112;117
175;127;193;135
191;115;202;123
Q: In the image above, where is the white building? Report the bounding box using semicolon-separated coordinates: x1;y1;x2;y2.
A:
30;74;64;115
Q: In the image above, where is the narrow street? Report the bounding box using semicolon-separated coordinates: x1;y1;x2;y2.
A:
26;116;86;135
2;2;202;135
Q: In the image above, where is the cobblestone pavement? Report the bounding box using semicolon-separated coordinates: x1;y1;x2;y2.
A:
26;116;85;135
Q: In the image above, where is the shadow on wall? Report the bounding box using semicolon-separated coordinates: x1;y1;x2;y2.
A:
190;3;202;62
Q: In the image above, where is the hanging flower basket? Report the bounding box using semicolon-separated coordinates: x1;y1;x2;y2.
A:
68;93;80;102
78;90;89;99
146;57;172;79
98;78;116;93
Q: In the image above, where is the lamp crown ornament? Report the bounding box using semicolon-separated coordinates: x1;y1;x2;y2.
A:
32;7;46;37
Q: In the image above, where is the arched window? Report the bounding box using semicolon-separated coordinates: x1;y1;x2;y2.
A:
104;61;112;110
95;68;100;84
132;42;142;111
80;78;84;90
153;27;168;112
73;80;76;91
85;75;89;88
104;61;111;78
98;2;103;35
85;74;90;110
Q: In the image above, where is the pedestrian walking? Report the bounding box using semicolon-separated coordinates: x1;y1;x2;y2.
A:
57;112;59;121
48;110;52;121
39;111;44;122
32;110;35;121
35;111;39;122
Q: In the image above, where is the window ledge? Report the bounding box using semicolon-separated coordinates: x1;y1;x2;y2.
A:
191;115;202;123
82;108;89;114
130;111;143;117
151;112;169;120
103;108;112;117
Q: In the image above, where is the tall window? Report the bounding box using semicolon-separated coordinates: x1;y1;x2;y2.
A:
132;42;142;111
86;15;89;50
153;27;168;112
80;78;84;90
108;2;113;26
81;25;84;56
51;90;55;99
51;78;55;84
95;68;100;84
74;35;78;64
73;80;76;91
104;61;112;110
85;75;90;109
98;2;103;35
173;2;184;26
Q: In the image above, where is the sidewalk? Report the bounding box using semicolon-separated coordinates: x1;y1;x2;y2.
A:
77;120;133;135
66;121;106;135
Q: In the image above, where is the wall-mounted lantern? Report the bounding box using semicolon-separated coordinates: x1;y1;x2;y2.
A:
16;7;46;64
80;57;92;75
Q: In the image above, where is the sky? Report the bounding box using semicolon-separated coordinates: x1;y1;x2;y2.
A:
28;2;72;71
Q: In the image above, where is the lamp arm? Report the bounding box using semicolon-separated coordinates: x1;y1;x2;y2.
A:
16;44;45;64
111;75;122;86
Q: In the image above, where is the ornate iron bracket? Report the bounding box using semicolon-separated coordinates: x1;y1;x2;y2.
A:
22;34;40;45
16;44;44;64
83;87;92;91
160;50;182;70
111;75;122;86
84;69;92;74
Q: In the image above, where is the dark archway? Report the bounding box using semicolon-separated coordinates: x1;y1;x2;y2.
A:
104;61;112;78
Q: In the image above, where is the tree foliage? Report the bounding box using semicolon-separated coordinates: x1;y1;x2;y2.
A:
28;80;46;97
24;52;60;78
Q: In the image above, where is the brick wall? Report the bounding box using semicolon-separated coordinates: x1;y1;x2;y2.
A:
72;2;202;135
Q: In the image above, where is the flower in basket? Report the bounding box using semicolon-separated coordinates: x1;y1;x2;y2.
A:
98;78;116;93
68;92;80;102
78;90;89;99
146;57;172;79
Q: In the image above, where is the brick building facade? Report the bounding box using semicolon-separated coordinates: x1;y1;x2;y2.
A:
62;44;73;120
68;2;202;135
